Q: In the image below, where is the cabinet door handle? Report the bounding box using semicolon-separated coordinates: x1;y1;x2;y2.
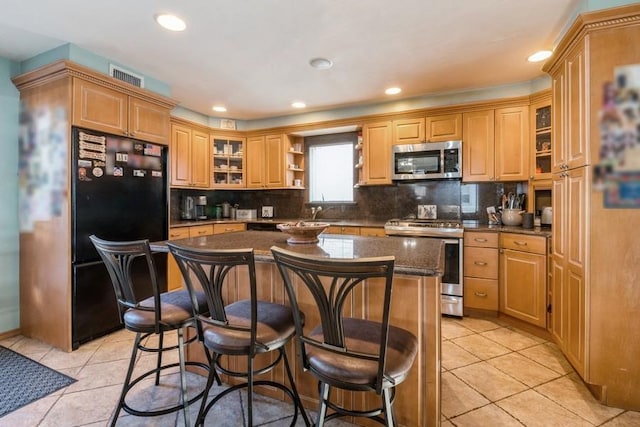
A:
514;241;528;246
197;230;208;235
474;238;488;242
224;228;235;232
474;261;487;266
474;291;488;298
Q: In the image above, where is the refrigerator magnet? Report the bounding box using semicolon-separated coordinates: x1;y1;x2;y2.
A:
113;166;123;177
92;167;103;178
133;169;145;177
151;170;162;178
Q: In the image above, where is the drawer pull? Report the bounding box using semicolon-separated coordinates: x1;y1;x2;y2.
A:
441;297;460;305
474;291;488;298
514;241;528;246
474;261;487;266
198;230;207;235
224;228;235;232
474;238;488;242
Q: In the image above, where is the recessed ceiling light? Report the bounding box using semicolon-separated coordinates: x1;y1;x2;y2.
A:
385;87;402;95
527;50;552;62
309;58;333;70
155;13;186;32
291;102;306;109
212;106;227;113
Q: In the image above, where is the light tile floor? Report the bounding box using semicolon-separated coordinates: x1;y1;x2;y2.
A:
2;316;639;426
441;315;640;426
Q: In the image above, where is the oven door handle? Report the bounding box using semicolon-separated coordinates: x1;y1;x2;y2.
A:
441;296;461;305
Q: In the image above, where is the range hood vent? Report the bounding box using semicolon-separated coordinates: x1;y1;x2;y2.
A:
109;64;144;88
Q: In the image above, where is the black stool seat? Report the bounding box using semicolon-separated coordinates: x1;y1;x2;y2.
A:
124;290;207;331
201;300;296;355
307;317;418;389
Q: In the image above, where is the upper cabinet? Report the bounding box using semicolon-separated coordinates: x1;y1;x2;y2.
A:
170;121;210;188
425;113;463;142
462;106;529;182
495;106;530;182
462;110;495;181
392;117;425;145
551;40;589;172
530;93;552;180
73;78;171;145
246;134;292;189
359;121;392;185
212;135;246;188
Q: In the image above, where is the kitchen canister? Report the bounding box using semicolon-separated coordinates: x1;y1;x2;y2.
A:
522;212;534;229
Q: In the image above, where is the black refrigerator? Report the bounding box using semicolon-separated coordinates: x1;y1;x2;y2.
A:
72;127;168;349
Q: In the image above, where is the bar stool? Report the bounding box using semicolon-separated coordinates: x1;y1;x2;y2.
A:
90;235;210;426
271;246;418;427
167;243;311;427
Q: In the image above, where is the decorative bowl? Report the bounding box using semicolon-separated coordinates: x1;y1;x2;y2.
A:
501;209;524;226
277;221;330;244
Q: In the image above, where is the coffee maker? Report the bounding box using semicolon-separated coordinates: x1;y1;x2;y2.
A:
196;195;207;220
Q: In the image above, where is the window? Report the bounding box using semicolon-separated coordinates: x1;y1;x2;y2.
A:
308;142;354;202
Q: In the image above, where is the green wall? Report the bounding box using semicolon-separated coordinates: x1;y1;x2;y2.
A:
0;57;20;333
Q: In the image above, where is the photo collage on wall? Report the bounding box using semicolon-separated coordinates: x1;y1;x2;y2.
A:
596;63;640;208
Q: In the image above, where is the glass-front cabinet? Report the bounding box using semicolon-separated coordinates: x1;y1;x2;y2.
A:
531;94;552;180
212;135;245;188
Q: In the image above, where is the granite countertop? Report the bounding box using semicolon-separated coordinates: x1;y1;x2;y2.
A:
462;221;552;237
170;218;388;228
152;230;443;277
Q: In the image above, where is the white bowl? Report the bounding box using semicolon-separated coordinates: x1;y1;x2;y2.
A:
502;209;524;226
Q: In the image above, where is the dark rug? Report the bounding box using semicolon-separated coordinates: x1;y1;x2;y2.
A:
0;345;77;418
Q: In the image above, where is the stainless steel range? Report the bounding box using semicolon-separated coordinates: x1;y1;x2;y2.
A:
385;219;464;317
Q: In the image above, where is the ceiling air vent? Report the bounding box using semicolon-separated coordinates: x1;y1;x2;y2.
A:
109;64;144;88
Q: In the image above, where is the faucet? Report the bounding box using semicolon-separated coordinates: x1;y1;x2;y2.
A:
311;206;322;220
310;206;335;220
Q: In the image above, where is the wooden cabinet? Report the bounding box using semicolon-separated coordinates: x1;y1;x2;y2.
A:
551;41;589;173
425;113;462;142
495;106;530;181
286;136;305;188
212;135;246;188
530;93;552;180
499;233;547;327
170;122;210;188
213;223;246;234
550;167;588;375
360;121;392;185
463;232;499;311
167;223;246;290
73;78;170;144
462;110;495;182
167;228;190;291
359;227;386;237
246;134;289;188
392;117;424;145
326;225;361;235
462;107;529;182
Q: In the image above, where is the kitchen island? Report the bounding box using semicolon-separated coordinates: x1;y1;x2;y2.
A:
152;230;443;426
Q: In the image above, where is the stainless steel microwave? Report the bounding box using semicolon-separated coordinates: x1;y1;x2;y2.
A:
391;140;462;180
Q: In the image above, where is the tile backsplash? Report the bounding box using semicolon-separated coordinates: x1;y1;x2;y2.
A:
171;180;522;224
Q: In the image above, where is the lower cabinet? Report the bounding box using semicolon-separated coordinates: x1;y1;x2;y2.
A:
463;231;499;311
325;226;385;236
167;223;246;290
499;233;547;327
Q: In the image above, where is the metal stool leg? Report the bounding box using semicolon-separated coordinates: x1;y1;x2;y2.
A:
282;348;311;426
382;387;395;427
177;327;190;426
155;331;164;385
110;332;142;427
316;382;330;427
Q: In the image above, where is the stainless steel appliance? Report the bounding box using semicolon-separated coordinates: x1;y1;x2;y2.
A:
181;196;196;220
391;140;462;181
384;219;464;317
196;195;207;220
